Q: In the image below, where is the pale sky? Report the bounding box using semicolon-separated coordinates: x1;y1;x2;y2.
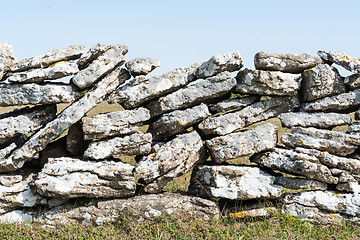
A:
1;0;360;75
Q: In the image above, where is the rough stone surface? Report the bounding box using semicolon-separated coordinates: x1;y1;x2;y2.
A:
82;107;150;140
33;157;136;198
336;182;360;193
148;103;210;140
194;51;243;79
0;83;77;107
301;64;346;102
10;45;87;72
348;122;360;134
0;136;27;159
0;68;130;173
66;121;88;156
278;112;351;128
108;63;199;108
206;123;277;163
281;127;360;156
146;71;236;117
77;43;108;70
274;176;327;190
198;96;299;136
0;43;16;79
235;68;301;96
254;51;322;74
188;165;282;200
135;131;207;193
344;73;360;90
228;208;277;219
318;51;360;73
71;43;127;89
7;61;79;83
84;132;152;160
125;57;161;77
209;95;260;113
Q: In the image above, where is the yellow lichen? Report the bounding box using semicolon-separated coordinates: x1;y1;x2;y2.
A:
149;153;157;158
329;213;336;217
333;193;341;196
49;61;62;68
229;211;250;218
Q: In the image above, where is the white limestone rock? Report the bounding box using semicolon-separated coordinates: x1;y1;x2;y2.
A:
209;95;260;113
125;57;161;77
228;207;277;219
0;43;16;79
318;50;360;73
275;176;327;190
348;122;360;134
278;112;351;128
344;73;360;90
77;42;109;70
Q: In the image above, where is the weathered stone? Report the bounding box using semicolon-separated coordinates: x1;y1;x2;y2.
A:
206;123;277;163
274;176;327;190
0;68;130;173
77;43;109;70
0;105;57;145
7;61;79;83
146;71;236;117
66;121;88;156
188;165;282;200
254;51;322;74
194;51;243;79
0;83;77;107
209;95;260;113
0;136;27;159
33;157;136;198
0;210;34;223
344;73;360;90
281;127;360;156
278;112;351;128
198;96;299;136
228;208;277;219
252;148;338;184
302;89;360;112
301;64;346;102
348;122;360;134
148;103;210;140
71;43;127;89
235;68;301;96
10;45;87;72
84;132;152;160
108;63;199;108
0;43;16;79
336;182;360;193
318;50;360;73
125;57;161;77
135;131;207;193
82;107;150;140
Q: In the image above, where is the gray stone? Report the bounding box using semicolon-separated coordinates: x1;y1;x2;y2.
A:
148;103;210;140
7;61;79;83
278;112;351;128
209;95;260;113
146;71;236;117
206;123;277;163
66;121;88;156
252;148;338;184
254;51;322;74
318;50;360;73
228;208;277;219
33;157;136;198
198;96;299;136
188;165;283;200
0;43;16;79
336;182;360;193
108;63;200;109
235;68;301;96
0;136;27;159
10;45;87;72
274;176;327;190
135;131;207;193
84;132;152;160
77;43;109;70
348;122;360;134
0;83;77;107
0;105;57;145
82;107;150;140
194;51;243;79
125;57;161;77
301;64;346;102
71;43;127;89
0;68;130;173
281;127;360;156
344;73;360;90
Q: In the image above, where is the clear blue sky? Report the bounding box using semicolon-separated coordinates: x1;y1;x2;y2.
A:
1;0;360;75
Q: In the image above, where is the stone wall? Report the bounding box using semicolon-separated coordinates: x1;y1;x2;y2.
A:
1;42;360;226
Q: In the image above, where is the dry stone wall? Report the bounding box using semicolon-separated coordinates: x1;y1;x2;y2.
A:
1;42;360;226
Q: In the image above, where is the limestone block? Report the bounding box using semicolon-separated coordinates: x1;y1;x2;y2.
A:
209;95;260;113
77;42;109;70
348;122;360;134
228;208;277;219
0;43;16;79
274;176;327;190
344;73;360;90
336;182;360;193
278;112;351;128
125;57;161;77
318;50;360;73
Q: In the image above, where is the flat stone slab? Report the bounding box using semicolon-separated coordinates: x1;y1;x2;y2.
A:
108;63;199;109
348;122;360;134
228;207;277;219
278;112;351;128
194;51;243;78
188;165;283;200
301;64;346;102
318;50;360;73
77;42;108;70
198;96;299;136
254;51;322;73
148;103;210;140
84;132;152;160
82;107;150;140
125;57;161;77
135;131;207;193
146;71;236;117
274;176;327;190
0;43;16;79
33;157;136;198
0;83;77;107
209;95;260;113
206;123;278;163
235;68;301;96
344;73;360;90
71;43;127;89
